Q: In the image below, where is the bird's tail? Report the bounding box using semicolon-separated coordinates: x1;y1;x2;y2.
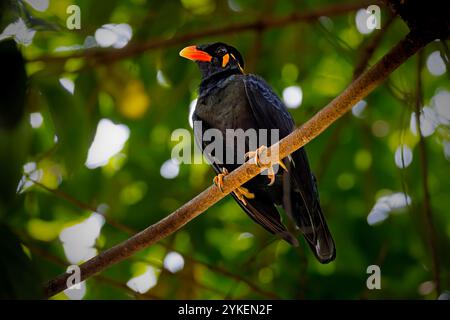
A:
304;205;336;264
286;195;336;263
282;164;336;263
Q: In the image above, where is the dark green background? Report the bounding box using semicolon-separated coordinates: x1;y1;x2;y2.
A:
0;0;449;299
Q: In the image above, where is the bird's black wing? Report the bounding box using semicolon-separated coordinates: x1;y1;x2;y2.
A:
243;75;335;263
192;111;298;246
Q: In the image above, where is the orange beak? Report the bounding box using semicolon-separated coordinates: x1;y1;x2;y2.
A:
179;46;212;62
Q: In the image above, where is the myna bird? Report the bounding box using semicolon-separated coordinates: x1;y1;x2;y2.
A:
180;42;336;263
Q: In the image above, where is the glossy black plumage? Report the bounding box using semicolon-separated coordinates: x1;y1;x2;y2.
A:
185;43;336;263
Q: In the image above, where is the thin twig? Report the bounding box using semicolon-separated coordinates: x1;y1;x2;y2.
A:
414;50;441;296
186;255;280;300
353;14;396;79
27;177;135;234
93;275;160;300
28;178;95;211
28;0;376;65
44;31;430;298
130;256;236;298
315;120;347;181
439;40;450;81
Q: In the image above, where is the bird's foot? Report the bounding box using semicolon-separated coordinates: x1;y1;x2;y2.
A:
245;145;288;186
213;167;255;205
233;186;255;206
266;166;276;186
245;145;268;167
213;167;229;192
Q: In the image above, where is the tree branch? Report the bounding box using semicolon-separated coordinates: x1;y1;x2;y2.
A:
414;50;441;296
353;14;396;79
316;15;395;181
180;254;280;299
44;31;430;298
28;176;281;298
25;241;159;299
28;0;375;64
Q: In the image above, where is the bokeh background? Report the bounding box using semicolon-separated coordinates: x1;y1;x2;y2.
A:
0;0;449;299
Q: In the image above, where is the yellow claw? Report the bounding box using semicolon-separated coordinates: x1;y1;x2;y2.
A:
233;186;255;206
213;167;229;192
246;145;288;186
245;145;268;167
213;167;255;205
267;167;276;186
277;160;288;172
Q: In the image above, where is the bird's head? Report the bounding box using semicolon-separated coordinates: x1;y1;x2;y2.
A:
179;42;244;79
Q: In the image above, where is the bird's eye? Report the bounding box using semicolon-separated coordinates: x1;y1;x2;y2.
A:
216;47;227;56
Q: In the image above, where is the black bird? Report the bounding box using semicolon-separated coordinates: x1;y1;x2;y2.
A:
180;42;336;263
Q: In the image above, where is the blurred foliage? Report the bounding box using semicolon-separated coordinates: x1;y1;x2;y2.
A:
0;0;449;300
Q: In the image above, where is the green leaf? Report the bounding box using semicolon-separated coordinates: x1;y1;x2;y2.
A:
38;77;92;173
